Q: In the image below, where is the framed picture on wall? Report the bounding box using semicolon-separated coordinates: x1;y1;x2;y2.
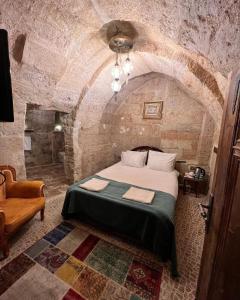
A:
143;101;163;119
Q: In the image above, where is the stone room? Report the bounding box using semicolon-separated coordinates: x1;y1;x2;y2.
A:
0;1;239;300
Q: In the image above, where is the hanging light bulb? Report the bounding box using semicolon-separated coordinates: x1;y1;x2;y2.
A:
122;56;133;76
111;79;121;93
54;112;63;132
111;53;122;79
111;62;122;79
54;124;63;132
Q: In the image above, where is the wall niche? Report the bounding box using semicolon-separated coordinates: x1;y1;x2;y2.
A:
24;105;67;183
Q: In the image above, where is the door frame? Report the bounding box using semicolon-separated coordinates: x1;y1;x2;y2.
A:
197;68;240;300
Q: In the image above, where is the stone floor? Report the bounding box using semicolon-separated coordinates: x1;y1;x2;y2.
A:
0;174;205;300
26;163;69;197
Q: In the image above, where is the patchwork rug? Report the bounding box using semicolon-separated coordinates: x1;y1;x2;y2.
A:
0;221;163;300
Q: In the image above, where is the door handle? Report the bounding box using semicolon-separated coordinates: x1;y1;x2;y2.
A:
198;193;214;233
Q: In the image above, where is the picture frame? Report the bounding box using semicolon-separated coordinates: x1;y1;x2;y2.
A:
143;101;163;119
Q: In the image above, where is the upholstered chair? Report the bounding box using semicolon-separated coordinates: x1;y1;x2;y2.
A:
0;166;45;258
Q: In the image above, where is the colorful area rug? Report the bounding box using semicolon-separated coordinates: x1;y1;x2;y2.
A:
0;221;163;300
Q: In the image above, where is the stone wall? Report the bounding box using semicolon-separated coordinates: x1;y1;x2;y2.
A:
73;73;216;180
102;74;215;169
111;75;214;167
79;127;115;178
111;76;214;166
0;98;26;178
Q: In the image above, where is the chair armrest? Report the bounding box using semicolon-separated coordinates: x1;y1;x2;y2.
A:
6;181;45;198
0;209;6;234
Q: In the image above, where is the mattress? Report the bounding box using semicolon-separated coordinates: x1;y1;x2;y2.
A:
97;162;179;198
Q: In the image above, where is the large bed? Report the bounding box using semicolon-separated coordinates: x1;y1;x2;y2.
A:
62;146;179;276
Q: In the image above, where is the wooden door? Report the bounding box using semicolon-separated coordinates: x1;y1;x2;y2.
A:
197;69;240;300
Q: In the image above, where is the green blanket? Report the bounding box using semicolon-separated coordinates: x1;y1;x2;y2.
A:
62;175;178;277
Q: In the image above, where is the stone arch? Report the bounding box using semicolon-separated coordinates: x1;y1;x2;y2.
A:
70;48;225;179
101;72;216;168
0;1;237;181
76;51;224;128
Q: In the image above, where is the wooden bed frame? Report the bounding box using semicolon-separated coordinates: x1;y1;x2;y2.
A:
132;146;186;165
132;145;163;152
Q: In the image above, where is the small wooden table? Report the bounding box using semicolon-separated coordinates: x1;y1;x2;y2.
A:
183;176;209;198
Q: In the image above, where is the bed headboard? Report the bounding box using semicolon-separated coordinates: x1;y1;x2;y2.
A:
132;146;163;152
131;146;163;164
131;146;186;169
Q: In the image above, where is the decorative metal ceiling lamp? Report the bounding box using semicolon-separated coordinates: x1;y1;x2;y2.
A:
109;33;134;93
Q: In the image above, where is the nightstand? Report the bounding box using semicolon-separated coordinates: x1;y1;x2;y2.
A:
183;175;209;198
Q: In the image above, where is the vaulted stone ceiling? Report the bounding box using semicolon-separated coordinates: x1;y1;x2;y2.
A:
1;0;239;115
1;0;239;178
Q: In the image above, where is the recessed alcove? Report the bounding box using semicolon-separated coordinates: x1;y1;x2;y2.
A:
24;104;68;195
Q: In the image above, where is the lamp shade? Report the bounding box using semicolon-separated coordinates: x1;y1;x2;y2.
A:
122;57;133;75
111;63;122;79
111;79;121;92
54;124;62;132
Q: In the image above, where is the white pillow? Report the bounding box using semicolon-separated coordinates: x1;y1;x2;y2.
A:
147;150;176;172
121;150;147;168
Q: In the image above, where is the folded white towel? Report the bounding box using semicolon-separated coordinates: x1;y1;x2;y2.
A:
122;187;155;204
79;178;109;192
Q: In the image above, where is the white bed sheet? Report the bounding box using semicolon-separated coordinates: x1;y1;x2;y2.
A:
97;162;179;198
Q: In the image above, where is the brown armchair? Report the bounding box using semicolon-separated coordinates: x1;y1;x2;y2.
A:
0;166;45;258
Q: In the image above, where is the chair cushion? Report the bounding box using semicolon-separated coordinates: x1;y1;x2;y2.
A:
0;197;45;233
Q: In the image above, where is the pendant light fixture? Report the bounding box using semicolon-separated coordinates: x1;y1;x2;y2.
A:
109;32;134;93
122;54;133;76
111;79;121;93
111;54;122;79
111;53;122;93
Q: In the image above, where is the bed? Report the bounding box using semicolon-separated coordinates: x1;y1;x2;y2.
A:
62;146;179;276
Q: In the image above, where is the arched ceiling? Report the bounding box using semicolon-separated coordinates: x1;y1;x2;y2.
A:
0;0;239;115
76;53;223;131
94;0;240;75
